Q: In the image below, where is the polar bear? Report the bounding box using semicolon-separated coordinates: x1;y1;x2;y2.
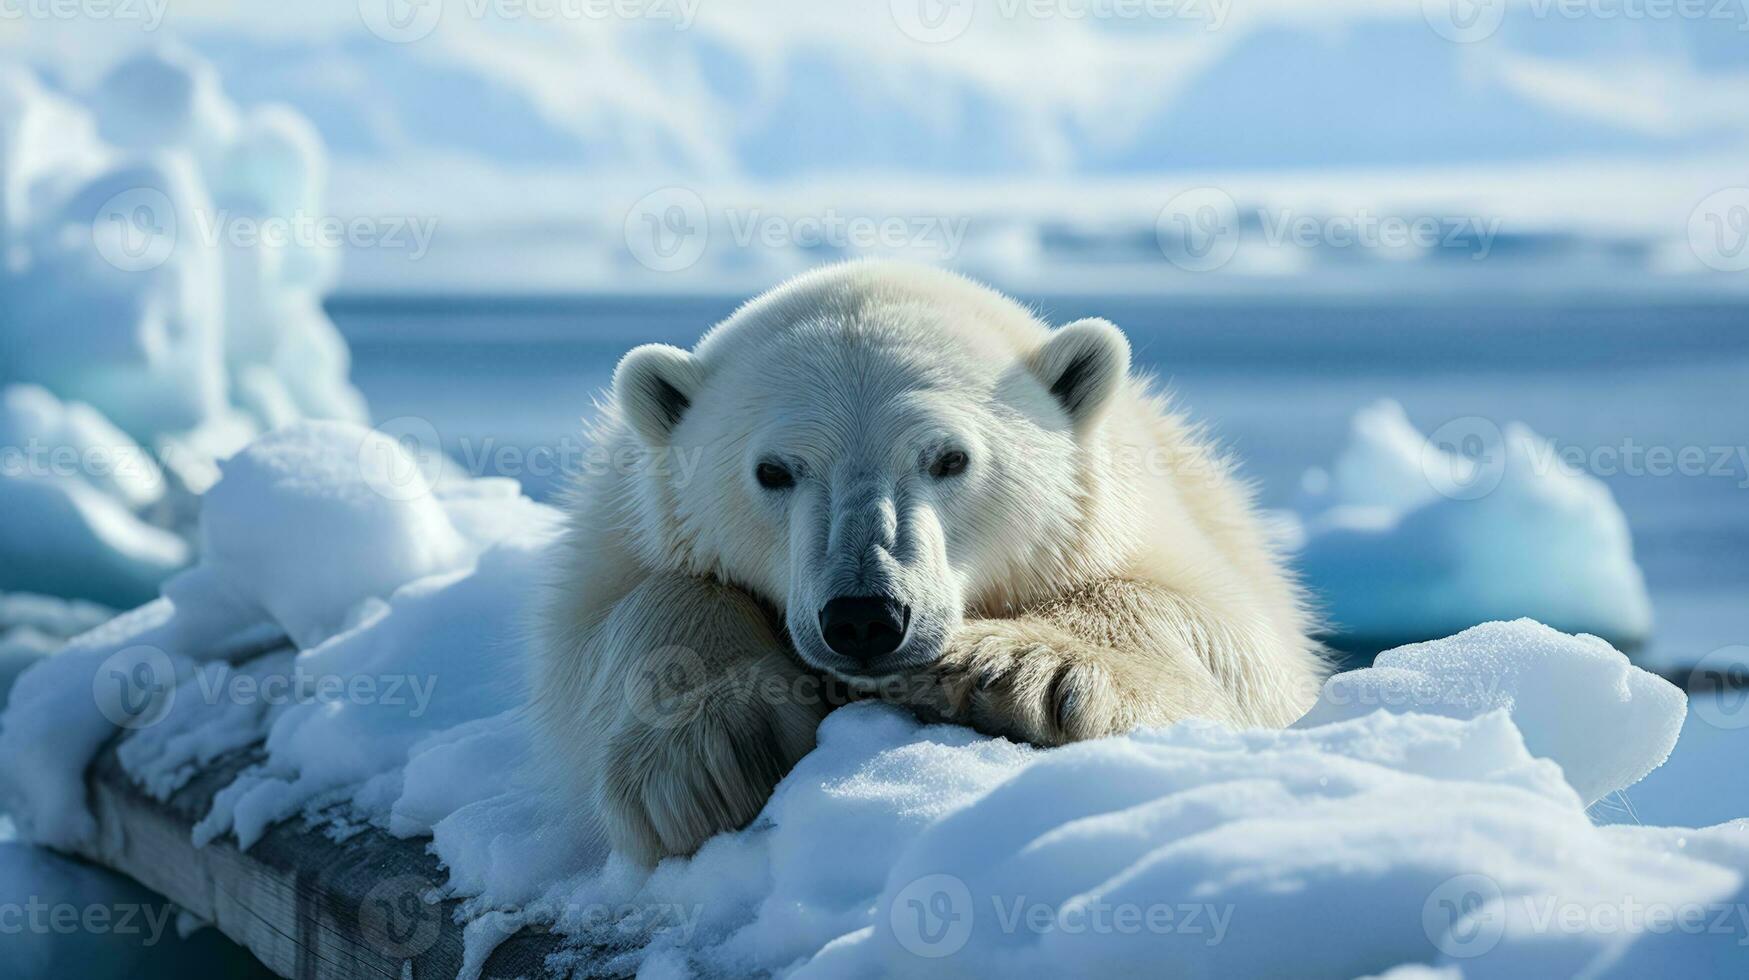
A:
533;261;1326;863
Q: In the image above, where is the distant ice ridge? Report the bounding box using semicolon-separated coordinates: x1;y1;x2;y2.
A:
0;421;1734;979
0;46;367;613
1291;400;1653;647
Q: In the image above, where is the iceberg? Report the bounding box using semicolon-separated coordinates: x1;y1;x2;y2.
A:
1292;400;1653;650
0;47;367;608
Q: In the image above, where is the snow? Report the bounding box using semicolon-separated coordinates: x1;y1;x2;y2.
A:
0;471;190;611
0;385;189;609
1292;400;1654;645
787;710;1723;980
0;420;545;849
176;421;468;650
0;47;367;608
0;594;115;707
0;385;166;510
1295;620;1685;806
1;420;1740;978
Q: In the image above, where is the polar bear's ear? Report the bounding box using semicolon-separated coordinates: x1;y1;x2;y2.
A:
614;344;705;445
1030;317;1131;437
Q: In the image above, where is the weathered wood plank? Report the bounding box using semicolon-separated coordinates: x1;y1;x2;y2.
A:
77;736;599;979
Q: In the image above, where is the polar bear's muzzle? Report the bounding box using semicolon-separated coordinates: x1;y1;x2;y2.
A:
784;470;960;678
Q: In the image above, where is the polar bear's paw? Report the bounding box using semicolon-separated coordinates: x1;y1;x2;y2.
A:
920;619;1134;747
599;699;815;863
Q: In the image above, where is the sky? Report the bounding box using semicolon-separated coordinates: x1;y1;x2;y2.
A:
4;0;1748;292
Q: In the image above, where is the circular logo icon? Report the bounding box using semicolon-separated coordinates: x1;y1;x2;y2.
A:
360;416;446;502
624;187;709;273
1422;416;1506;501
93;645;177;729
889;873;973;959
1422;0;1507;43
1689;646;1749;731
359;0;443;43
92;188;176;273
625;645;716;729
1688;188;1749;273
359;874;443;959
1423;873;1506;959
1155;187;1240;273
890;0;975;43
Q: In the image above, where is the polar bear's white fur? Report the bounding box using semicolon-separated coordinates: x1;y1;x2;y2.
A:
534;261;1326;863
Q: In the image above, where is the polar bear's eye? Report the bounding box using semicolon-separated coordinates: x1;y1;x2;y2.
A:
930;450;969;480
755;461;795;490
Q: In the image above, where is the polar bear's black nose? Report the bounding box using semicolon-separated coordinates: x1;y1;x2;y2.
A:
819;596;910;664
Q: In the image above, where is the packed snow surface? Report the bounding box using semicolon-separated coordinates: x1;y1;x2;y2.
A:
0;421;1736;978
1296;620;1685;806
1292;400;1653;645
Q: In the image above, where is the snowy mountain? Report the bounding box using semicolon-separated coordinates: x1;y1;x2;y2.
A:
5;2;1746;291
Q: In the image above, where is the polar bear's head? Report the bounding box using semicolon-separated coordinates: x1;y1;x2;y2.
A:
610;263;1131;679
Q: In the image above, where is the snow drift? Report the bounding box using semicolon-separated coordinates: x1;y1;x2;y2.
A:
0;47;366;611
1;420;1740;979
